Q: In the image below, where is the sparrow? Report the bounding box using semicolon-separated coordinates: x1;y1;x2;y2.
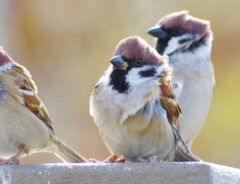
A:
0;48;87;164
148;11;215;161
90;36;190;162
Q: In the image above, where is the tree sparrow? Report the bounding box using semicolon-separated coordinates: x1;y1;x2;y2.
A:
148;11;215;161
90;36;190;162
0;48;87;164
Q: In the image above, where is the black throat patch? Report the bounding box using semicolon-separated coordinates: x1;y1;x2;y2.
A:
109;69;129;93
156;36;171;55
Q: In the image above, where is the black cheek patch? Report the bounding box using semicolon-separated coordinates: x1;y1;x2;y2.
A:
178;38;192;44
139;68;156;77
109;69;130;93
188;36;206;52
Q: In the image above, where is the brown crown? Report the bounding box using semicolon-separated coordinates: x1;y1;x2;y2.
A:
0;48;14;66
114;36;168;66
158;11;212;37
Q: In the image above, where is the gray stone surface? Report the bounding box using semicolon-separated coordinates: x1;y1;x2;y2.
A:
0;162;240;184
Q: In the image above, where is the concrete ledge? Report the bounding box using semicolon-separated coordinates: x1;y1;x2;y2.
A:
0;162;240;184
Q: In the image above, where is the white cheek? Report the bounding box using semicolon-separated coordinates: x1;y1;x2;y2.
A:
125;64;172;87
125;66;153;86
163;37;180;55
163;34;198;55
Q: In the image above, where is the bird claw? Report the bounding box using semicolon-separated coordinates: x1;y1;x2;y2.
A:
0;158;20;165
147;156;163;162
131;157;149;162
89;155;125;163
0;147;25;166
89;158;101;163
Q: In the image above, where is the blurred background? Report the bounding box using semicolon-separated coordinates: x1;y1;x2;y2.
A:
0;0;239;167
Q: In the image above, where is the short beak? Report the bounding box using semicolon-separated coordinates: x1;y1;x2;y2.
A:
147;26;168;39
110;56;128;70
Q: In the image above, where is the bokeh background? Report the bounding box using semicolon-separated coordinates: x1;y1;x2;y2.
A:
0;0;239;167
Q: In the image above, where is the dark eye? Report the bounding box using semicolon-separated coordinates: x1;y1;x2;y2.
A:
171;27;184;36
134;59;143;67
121;56;128;61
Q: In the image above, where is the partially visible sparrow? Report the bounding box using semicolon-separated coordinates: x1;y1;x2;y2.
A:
148;11;215;161
0;48;87;164
90;36;189;162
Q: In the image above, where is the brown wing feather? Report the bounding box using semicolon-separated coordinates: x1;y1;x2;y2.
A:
12;64;37;92
159;77;190;153
160;96;181;128
9;64;54;133
160;74;181;128
22;94;54;133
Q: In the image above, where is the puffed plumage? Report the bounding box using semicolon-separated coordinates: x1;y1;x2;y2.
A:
90;36;189;162
0;48;87;164
148;11;215;161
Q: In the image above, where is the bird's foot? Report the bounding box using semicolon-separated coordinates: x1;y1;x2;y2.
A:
131;157;150;162
0;159;8;165
89;155;125;163
0;158;20;165
0;148;25;166
147;155;163;162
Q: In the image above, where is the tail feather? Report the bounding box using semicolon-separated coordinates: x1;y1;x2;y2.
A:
168;121;200;162
174;144;201;162
51;137;88;163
